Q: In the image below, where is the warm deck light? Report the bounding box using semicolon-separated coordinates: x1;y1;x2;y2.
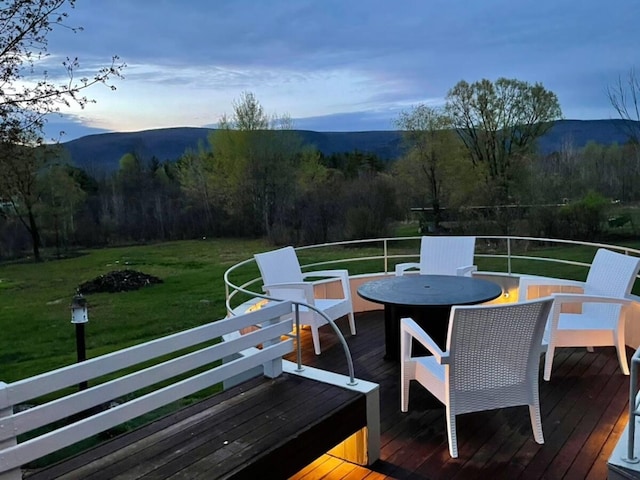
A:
246;298;269;313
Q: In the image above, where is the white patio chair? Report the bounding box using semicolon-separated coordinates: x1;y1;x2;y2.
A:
400;297;553;458
254;246;356;355
518;248;640;380
395;236;477;276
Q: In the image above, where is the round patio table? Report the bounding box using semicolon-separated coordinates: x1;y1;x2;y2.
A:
357;274;503;360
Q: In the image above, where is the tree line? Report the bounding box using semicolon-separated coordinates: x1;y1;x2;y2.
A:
2;81;640;262
2;1;640;262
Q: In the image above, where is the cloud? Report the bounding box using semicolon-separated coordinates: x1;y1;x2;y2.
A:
34;0;640;137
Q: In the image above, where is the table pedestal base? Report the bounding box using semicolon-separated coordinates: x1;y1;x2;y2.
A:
384;305;451;361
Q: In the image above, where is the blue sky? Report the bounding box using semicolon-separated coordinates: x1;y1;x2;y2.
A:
39;0;640;141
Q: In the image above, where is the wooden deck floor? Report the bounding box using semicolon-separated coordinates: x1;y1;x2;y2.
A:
287;310;631;480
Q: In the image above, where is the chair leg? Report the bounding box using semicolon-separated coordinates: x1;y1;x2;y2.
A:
616;328;630;375
401;372;410;412
528;403;544;444
543;344;556;381
445;405;458;458
311;326;322;355
348;312;356;335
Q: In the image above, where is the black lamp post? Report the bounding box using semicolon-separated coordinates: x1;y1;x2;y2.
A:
71;293;89;390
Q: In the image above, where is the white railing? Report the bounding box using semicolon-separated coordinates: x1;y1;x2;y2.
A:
0;301;295;480
224;235;640;390
224;235;640;309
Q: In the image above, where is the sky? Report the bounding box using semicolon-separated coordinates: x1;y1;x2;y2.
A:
37;0;640;141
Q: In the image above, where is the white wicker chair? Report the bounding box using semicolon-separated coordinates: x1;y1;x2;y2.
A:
395;236;477;276
254;246;356;355
400;298;554;458
519;248;640;380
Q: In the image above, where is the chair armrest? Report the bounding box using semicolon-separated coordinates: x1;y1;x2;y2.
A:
551;292;634;307
262;282;315;303
395;262;420;276
301;269;351;298
400;317;450;364
456;264;478;276
518;275;585;302
302;269;348;281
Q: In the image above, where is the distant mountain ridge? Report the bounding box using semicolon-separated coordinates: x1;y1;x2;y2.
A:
60;119;639;173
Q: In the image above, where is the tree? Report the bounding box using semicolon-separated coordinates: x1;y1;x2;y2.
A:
445;78;562;205
608;69;640;197
0;0;124;260
608;68;640;144
0;138;44;259
38;163;86;257
0;139;71;260
343;172;399;240
395;105;461;230
207;92;303;239
0;0;124;141
230;91;269;131
176;146;219;234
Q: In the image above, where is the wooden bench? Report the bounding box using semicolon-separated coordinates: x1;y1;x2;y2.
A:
0;301;379;479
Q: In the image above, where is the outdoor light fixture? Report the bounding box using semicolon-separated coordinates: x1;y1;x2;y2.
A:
71;292;89;390
71;293;88;325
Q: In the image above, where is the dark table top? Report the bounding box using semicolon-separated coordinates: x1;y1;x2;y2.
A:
357;274;503;308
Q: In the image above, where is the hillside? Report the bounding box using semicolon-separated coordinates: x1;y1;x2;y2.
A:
60;119;639;173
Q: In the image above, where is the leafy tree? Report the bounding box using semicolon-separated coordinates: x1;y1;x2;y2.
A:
287;150;346;244
0;0;124;142
208;92;303;239
395;105;466;230
176;146;219;233
38;163;86;256
0;138;50;259
0;0;124;259
111;152;181;241
343;172;400;240
319;151;385;179
445;78;562;205
534;137;582;204
229;91;269;131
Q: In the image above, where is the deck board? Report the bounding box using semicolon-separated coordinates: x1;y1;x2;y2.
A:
25;373;366;480
287;310;633;479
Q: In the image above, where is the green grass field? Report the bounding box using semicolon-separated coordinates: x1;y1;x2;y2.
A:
0;238;272;382
2;231;640;383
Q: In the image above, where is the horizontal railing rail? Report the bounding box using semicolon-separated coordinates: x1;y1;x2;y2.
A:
224;235;640;389
225;237;640;310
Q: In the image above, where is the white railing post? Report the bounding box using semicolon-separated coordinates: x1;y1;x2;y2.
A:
0;382;21;480
623;348;640;464
294;304;303;372
262;317;283;379
383;239;388;274
507;237;512;274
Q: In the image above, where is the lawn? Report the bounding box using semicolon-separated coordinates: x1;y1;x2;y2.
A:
0;238;270;382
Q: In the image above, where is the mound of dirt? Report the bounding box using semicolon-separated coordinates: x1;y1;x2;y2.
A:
78;269;163;294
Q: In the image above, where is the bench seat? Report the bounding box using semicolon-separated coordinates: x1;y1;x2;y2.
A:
25;373;367;480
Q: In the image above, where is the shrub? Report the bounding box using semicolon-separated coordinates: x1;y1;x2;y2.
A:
529;192;608;240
